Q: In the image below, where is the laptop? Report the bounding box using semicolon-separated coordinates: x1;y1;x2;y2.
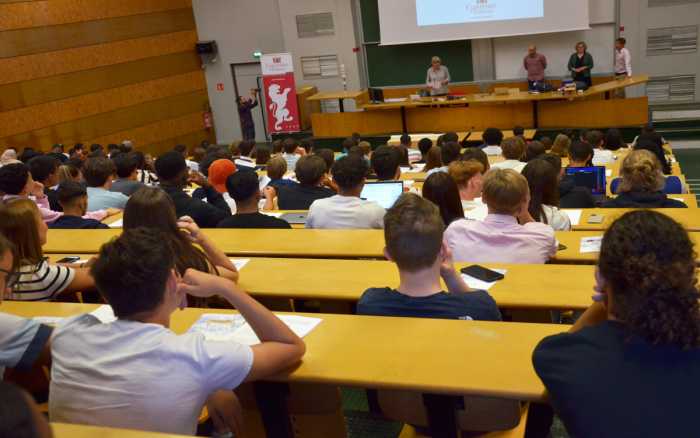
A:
565;166;607;199
360;181;404;209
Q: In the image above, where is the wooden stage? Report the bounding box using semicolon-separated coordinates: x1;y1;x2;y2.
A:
308;75;649;137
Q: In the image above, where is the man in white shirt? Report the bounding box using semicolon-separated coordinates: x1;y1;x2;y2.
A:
614;37;632;98
307;154;385;229
49;228;305;436
491;137;527;173
481;128;504;156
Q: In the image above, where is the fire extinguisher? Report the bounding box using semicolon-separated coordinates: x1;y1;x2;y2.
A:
203;104;213;130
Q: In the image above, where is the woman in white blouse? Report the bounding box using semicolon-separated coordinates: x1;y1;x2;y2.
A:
522;159;571;231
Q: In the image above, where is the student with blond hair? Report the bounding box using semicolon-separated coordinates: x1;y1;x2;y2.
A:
603;150;686;208
448;159;487;220
444;169;557;264
491;137;527;173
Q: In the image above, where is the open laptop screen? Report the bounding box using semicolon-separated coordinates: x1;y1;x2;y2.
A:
360;181;404;209
564;166;607;195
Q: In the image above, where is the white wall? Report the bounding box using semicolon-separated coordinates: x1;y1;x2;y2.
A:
192;0;285;144
493;0;616;80
620;0;700;102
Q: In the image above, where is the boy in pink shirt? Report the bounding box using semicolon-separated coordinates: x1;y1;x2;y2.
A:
444;168;557;264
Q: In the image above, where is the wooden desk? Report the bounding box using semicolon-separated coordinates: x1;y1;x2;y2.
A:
52;423;190;438
0;301;563;402
48;255;596;311
387;129;537;147
574;208;700;231
307;90;365;113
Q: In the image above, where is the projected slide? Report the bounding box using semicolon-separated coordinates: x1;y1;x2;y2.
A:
417;0;544;26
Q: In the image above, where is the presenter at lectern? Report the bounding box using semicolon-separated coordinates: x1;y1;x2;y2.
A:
426;56;450;96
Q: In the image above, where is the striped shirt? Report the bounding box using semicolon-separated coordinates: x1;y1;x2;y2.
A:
10;259;75;301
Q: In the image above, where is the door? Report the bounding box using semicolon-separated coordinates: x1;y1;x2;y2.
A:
231;63;268;142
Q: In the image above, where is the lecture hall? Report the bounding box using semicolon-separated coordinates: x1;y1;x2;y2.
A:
2;0;700;437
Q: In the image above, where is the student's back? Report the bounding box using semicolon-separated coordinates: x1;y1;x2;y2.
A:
276;155;334;210
533;211;700;438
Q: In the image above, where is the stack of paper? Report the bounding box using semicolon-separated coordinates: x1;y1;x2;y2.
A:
580;236;603;253
189;313;322;345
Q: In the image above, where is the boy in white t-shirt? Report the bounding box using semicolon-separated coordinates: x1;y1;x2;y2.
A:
49;228;305;436
307;154;385;229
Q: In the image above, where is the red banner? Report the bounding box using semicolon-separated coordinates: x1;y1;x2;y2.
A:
261;53;300;133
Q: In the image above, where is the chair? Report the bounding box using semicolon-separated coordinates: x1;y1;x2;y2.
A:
610;176;684;194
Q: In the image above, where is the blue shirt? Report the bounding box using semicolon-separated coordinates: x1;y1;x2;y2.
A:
86;187;128;211
0;313;52;373
357;287;501;321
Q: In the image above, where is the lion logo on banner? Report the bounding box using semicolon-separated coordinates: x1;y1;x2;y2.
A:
268;84;293;130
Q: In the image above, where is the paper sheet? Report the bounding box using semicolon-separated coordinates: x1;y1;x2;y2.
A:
580;236;603;253
258;175;271;191
606;169;612;177
229;258;250;271
261;212;283;218
562;209;583;226
108;218;123;228
461;269;507;291
188;313;322;345
670;197;686;204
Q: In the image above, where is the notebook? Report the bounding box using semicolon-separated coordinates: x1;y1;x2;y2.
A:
360;181;404;209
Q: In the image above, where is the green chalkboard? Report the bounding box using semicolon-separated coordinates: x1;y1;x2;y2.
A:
359;0;474;87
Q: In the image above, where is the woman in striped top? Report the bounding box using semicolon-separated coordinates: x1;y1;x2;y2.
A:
0;199;95;301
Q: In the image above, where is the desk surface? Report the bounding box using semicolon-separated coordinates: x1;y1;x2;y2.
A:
52;423;190;438
308;90;365;101
387;130;537;146
48;255;595;311
361;75;649;110
574;208;700;231
1;301;562;400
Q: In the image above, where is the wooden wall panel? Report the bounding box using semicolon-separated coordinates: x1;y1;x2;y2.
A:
0;30;197;85
0;71;205;137
0;0;192;30
539;97;649;129
0;51;200;112
0;91;209;151
0;2;211;155
0;9;195;58
406;104;533;132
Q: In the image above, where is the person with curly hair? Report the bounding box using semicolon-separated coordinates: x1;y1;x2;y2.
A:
532;210;700;437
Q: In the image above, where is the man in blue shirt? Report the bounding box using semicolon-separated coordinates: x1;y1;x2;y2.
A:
83;157;128;212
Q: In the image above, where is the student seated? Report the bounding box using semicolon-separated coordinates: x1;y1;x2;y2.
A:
587;130;614;166
0;233;53;374
110;152;145;196
49;182;109;229
266;155;297;191
218;171;291;229
193;159;237;213
491;137;526;172
422;146;443;173
524;140;546;162
370;145;402;181
533;210;700;437
155;151;231;228
422;172;465;226
306;154;385;229
460;147;490;172
400;134;422;163
416;138;433;164
480;127;504;156
448;159;487;220
550;134;571;158
559;142;596;208
444;169;557;264
274;155;334;210
357;193;500;321
0;199;94;301
0;382;53;438
522;159;571;231
124;186;239;283
28;155;61;211
603;128;626;151
282;138;302;171
49;228;306;435
234;140;257;171
635;133;672;175
83;157;128;211
426;141;461;176
602;150;686;208
0;162;110;223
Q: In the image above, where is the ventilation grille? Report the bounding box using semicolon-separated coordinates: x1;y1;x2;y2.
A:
301;55;340;79
296;12;334;38
647;75;696;102
647;25;698;56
